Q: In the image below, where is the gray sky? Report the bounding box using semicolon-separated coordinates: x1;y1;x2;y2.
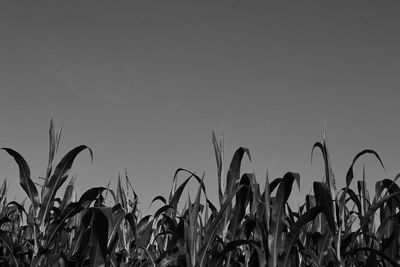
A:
0;2;399;211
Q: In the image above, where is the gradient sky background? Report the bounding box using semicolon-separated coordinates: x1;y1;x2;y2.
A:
0;2;400;212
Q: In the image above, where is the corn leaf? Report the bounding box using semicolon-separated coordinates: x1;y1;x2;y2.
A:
281;205;324;267
0;178;7;209
187;184;201;266
268;172;295;267
0;230;18;266
47;187;106;245
225;147;251;200
39;145;92;231
221;239;266;267
212;131;224;206
344;247;400;267
93;208;109;262
60;177;75;211
318;231;333;266
228;173;252;238
2;148;39;210
313;182;336;234
107;211;126;252
151;196;167;207
116;174;127;211
199;185;243;266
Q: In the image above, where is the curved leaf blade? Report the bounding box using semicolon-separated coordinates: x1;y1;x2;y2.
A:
281;205;324;267
2;148;39;210
38;145;92;230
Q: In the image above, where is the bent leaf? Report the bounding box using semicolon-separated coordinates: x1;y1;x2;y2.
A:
2;148;39;210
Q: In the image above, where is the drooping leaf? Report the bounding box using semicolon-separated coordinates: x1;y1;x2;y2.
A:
269;178;282;194
78;187;106;208
169;169;207;211
225;147;251;199
220;147;251;242
339;150;384;231
169;177;192;211
155;205;177;219
2;148;39;210
311;141;324;165
6;201;27;215
312;136;339;224
150;196;167;207
346;149;384;188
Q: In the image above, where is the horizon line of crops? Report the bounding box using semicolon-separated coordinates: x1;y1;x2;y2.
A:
0;119;399;266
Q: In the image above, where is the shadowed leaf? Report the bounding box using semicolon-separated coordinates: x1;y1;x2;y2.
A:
221;239;266;267
39;145;92;231
225;147;251;199
47;187;106;245
314;182;336;233
93;208;109;261
150;196;167;207
0;230;18;266
345;149;384;188
199;185;243;266
281;205;324;267
268;172;296;267
2;148;39;210
345;247;400;267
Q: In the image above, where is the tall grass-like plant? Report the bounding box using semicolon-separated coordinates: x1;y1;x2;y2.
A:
0;121;399;266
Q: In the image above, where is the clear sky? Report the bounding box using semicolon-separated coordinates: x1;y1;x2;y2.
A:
0;2;399;212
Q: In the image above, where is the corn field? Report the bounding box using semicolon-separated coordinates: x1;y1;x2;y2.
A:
0;120;399;266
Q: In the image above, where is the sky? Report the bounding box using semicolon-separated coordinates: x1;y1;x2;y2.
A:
0;2;400;213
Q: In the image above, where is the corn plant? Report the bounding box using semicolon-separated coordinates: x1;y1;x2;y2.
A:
0;121;400;266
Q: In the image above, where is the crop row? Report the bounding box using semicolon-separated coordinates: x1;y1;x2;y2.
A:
0;120;398;266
